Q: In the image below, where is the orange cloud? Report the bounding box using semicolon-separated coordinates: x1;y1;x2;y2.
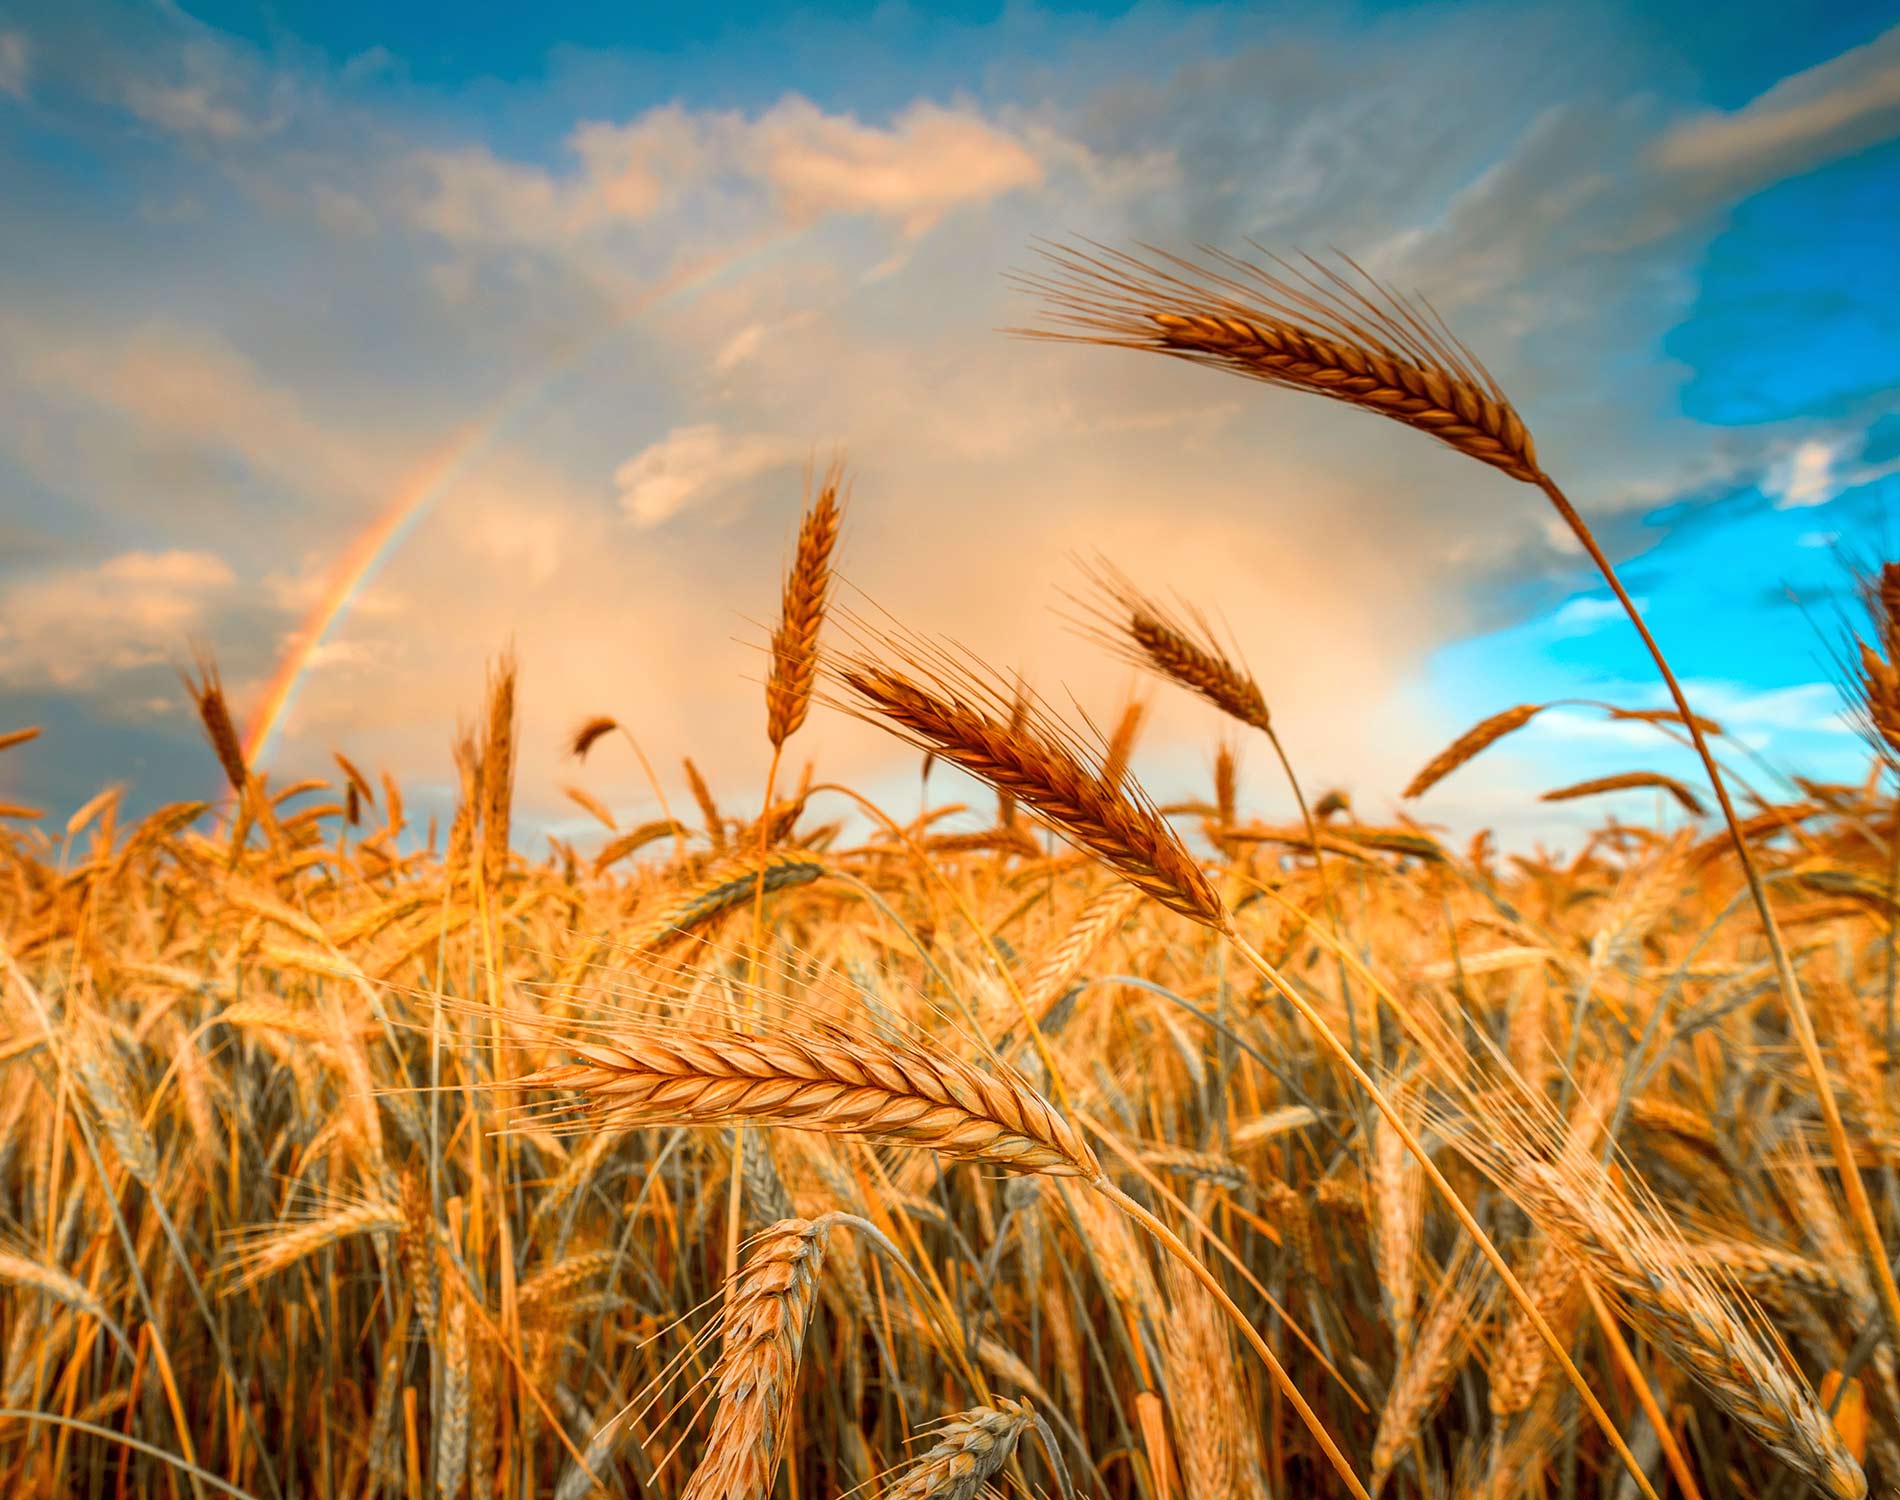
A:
402;94;1046;257
0;549;235;688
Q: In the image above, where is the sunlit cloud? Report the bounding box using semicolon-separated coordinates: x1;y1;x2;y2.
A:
1652;23;1900;183
613;424;805;528
0;0;1896;844
0;549;236;689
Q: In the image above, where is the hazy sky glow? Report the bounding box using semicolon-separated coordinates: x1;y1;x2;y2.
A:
2;0;1898;853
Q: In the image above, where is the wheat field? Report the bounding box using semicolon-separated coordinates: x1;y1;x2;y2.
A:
0;246;1893;1500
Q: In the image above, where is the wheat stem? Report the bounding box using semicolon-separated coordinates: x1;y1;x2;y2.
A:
1537;475;1900;1356
1221;928;1663;1500
1090;1177;1371;1500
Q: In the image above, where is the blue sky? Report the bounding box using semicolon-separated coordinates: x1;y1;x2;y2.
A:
0;0;1897;852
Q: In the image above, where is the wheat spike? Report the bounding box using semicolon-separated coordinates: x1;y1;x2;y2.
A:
435;1297;470;1500
1372;1250;1493;1481
836;643;1222;926
568;715;619;761
1542;771;1705;818
624;850;826;951
1162;1256;1259;1499
684;757;726;852
593;819;686;875
446;726;481;881
223;1200;404;1291
478;649;517;880
767;463;844;749
1019;240;1541;481
680;1216;833;1500
0;1245;106;1322
182;656;250;797
882;1398;1036;1500
1404;704;1544;799
513;1018;1100;1178
1370;1087;1423;1351
1019;884;1139;1020
1075;556;1271;732
1488;1236;1581;1418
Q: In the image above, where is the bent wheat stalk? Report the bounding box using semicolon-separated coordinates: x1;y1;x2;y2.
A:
835;640;1663;1500
1022;236;1900;1359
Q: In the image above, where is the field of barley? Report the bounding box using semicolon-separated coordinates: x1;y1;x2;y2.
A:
2;246;1894;1500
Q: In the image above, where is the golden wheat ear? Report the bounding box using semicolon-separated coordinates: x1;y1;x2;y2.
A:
828;622;1223;928
878;1399;1037;1500
1542;771;1705;818
1069;554;1271;734
181;653;251;797
766;460;845;750
1403;703;1545;799
506;1014;1101;1178
1014;238;1541;482
679;1216;833;1500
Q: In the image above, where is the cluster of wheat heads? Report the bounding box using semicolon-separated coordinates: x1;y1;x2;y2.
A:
0;243;1894;1500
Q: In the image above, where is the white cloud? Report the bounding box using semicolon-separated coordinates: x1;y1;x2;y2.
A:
1653;24;1900;183
401;95;1045;261
0;32;29;103
1544;594;1640;637
612;424;802;528
0;549;235;687
124;80;255;140
1765;438;1841;509
751;98;1042;235
1759;433;1900;510
1731;682;1851;733
3;313;385;503
1527;708;1674;749
713;323;769;373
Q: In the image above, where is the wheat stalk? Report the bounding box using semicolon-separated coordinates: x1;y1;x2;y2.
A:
1542;771;1705;818
623;851;827;951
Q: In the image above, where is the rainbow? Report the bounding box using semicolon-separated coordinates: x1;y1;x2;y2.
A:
240;236;793;770
240;423;488;766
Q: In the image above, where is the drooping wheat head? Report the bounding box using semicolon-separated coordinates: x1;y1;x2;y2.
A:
1018;240;1542;482
1072;555;1271;733
833;630;1223;926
